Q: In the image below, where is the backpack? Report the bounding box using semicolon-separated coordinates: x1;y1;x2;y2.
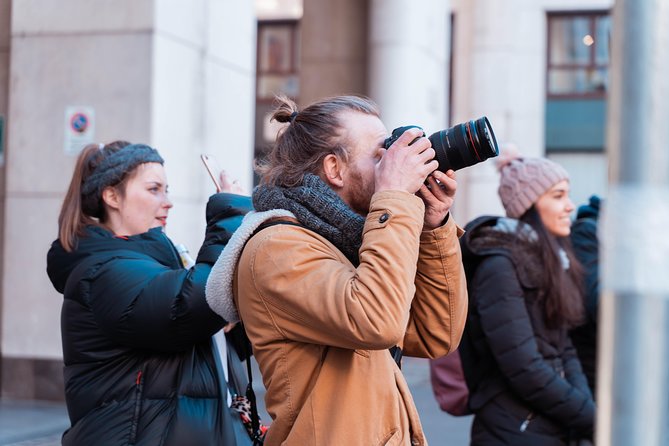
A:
429;348;472;416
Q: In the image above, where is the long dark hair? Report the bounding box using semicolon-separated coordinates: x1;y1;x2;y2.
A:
58;140;131;252
519;207;584;329
256;94;381;187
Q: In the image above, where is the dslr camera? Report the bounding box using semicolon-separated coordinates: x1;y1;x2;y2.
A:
383;116;499;172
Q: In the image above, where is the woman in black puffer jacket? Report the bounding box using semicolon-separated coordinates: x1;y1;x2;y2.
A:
46;141;253;445
459;153;594;446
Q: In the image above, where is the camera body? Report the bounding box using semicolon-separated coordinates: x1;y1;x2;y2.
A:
383;117;499;172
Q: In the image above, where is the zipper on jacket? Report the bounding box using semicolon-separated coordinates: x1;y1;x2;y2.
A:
129;370;144;445
519;412;535;432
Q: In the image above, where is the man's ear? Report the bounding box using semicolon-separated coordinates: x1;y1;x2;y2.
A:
322;154;345;189
101;186;121;210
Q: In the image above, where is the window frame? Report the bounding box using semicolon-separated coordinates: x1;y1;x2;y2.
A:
256;19;301;103
546;10;611;99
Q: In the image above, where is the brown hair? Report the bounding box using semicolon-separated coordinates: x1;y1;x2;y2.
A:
519;207;584;329
256;94;381;187
58;140;131;251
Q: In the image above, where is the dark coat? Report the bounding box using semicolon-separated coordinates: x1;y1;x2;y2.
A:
459;216;594;446
46;193;252;446
569;195;601;394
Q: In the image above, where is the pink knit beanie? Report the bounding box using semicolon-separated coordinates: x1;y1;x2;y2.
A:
497;152;570;218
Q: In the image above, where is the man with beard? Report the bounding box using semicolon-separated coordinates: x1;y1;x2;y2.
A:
206;94;468;445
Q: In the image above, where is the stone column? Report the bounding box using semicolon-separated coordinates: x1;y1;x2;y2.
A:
150;0;256;251
368;0;449;133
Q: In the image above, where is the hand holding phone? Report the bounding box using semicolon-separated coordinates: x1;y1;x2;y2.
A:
200;154;246;194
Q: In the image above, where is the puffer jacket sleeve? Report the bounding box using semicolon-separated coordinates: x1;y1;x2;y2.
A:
85;193;252;352
86;259;219;351
570;218;600;322
401;217;468;358
197;193;253;263
563;336;593;399
472;254;595;431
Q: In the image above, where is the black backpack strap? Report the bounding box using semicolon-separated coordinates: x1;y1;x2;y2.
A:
252;219;303;236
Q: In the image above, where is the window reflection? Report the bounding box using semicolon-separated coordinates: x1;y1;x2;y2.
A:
550;17;590;65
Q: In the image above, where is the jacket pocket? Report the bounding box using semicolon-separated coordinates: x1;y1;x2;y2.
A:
128;369;145;445
379;428;401;446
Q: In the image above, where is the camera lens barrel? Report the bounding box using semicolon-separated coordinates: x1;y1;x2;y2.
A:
429;116;499;172
383;116;499;172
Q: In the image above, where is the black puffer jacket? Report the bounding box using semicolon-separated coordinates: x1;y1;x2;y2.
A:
46;193;252;446
459;216;594;446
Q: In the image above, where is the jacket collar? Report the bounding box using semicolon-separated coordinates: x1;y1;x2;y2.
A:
205;209;296;323
460;216;543;289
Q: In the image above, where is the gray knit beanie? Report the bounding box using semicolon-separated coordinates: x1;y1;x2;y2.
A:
497;153;570;218
82;143;164;199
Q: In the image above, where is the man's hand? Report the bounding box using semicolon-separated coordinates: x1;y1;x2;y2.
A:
418;169;457;230
375;128;439;194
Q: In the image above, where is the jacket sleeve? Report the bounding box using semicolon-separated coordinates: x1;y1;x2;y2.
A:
473;255;595;431
570;218;600;323
401;218;468;358
240;191;426;351
86;257;222;351
563;336;593;399
197;193;254;264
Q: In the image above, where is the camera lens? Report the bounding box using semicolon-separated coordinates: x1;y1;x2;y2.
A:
428;116;499;172
383;117;499;172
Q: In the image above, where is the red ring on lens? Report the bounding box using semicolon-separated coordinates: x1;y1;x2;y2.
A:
465;121;482;161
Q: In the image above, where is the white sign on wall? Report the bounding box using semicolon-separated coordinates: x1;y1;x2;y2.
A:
64;106;96;155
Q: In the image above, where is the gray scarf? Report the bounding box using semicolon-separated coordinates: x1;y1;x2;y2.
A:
253;174;364;264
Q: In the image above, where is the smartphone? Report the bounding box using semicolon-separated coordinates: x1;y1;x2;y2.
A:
200;154;222;192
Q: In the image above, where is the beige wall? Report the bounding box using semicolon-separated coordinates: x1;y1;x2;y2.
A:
0;0;256;399
4;1;155;364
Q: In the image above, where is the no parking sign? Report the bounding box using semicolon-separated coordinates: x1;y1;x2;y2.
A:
64;106;95;155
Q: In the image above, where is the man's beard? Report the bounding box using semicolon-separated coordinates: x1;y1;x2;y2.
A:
346;166;374;216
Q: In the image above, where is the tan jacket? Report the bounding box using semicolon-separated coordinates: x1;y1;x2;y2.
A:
229;191;467;445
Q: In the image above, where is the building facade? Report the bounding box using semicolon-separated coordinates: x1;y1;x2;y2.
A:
0;0;612;401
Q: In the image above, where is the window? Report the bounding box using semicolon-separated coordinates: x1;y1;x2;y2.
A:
547;12;611;97
256;20;300;101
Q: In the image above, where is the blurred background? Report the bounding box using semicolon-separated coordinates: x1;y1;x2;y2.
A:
0;0;615;443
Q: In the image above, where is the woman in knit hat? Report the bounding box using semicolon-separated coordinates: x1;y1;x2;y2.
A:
46;141;253;445
457;151;595;445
